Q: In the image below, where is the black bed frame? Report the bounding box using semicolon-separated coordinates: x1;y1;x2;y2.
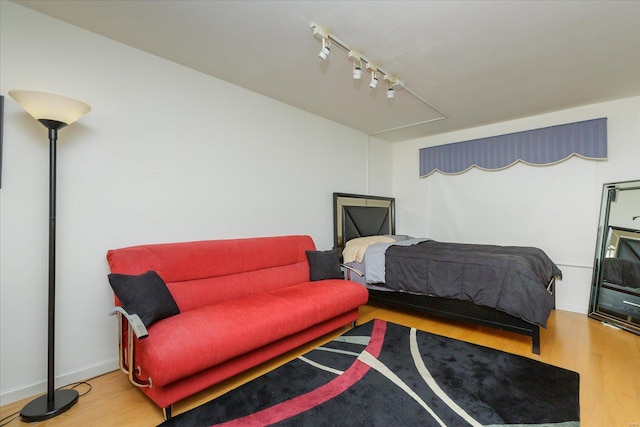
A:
333;192;544;354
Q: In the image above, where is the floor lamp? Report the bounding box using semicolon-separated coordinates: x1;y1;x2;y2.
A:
8;90;91;422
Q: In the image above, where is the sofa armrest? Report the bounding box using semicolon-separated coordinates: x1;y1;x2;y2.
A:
109;306;149;339
109;307;152;388
341;263;364;280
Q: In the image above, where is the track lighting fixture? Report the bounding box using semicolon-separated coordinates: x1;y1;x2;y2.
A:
369;70;379;89
385;75;398;99
366;63;379;89
318;37;331;60
309;22;448;131
348;51;362;80
310;22;446;117
353;60;362;79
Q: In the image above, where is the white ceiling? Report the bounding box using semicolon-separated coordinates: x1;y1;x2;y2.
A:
13;0;640;142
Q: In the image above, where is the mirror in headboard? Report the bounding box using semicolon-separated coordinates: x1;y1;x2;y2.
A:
589;179;640;335
333;193;395;258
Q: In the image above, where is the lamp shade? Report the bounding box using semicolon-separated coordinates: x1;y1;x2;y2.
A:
9;90;91;125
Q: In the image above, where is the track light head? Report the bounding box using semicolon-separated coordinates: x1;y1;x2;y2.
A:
348;51;363;80
387;87;395;98
311;24;332;61
369;70;379;89
319;37;331;60
385;75;398;98
353;60;362;79
366;64;379;89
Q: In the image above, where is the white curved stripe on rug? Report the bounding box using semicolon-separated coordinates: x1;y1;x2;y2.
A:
357;350;447;427
410;327;484;427
298;335;372;375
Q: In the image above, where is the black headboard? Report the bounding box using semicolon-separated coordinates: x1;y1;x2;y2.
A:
333;193;395;257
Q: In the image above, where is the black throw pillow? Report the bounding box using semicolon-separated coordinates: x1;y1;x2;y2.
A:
306;249;344;281
108;270;180;328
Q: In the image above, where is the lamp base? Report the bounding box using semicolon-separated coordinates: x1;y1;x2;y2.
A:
20;389;79;422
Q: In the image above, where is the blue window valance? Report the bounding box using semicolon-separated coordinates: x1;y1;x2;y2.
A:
419;118;607;177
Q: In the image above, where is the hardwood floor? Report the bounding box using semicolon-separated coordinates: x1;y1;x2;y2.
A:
2;306;639;426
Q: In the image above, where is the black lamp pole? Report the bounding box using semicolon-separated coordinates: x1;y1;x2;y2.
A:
20;120;79;422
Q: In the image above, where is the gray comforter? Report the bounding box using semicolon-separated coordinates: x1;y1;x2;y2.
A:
383;240;562;327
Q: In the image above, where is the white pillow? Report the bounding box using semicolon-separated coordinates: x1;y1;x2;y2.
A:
343;235;396;263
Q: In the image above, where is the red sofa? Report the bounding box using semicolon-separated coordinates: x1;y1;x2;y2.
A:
106;235;368;419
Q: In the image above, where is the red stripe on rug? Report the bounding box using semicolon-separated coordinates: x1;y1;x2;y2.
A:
366;319;386;358
212;320;387;427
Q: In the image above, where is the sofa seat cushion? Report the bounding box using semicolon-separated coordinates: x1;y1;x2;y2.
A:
136;280;368;386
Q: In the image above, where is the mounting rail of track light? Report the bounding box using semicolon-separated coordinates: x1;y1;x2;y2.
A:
310;22;446;118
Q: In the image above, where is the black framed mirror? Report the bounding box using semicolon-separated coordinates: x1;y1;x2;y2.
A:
588;179;640;334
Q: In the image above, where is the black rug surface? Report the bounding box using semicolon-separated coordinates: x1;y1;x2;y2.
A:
160;319;580;426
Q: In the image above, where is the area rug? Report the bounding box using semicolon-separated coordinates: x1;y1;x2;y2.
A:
160;319;580;426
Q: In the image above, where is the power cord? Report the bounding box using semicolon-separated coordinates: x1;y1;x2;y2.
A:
0;381;92;426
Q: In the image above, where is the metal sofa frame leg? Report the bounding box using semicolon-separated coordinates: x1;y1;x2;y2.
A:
110;308;152;388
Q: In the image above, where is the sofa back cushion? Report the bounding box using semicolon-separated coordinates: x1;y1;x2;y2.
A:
107;235;315;312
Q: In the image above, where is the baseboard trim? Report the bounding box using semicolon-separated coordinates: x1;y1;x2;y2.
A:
555;262;592;270
0;359;119;407
555;304;588;315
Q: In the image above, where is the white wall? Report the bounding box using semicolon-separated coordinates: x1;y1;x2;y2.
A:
393;97;640;314
0;2;390;404
367;136;394;197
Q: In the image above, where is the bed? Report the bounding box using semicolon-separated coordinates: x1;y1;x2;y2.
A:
333;192;561;354
601;229;640;290
597;229;640;322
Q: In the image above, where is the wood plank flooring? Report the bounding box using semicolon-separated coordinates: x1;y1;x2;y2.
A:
1;306;639;427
